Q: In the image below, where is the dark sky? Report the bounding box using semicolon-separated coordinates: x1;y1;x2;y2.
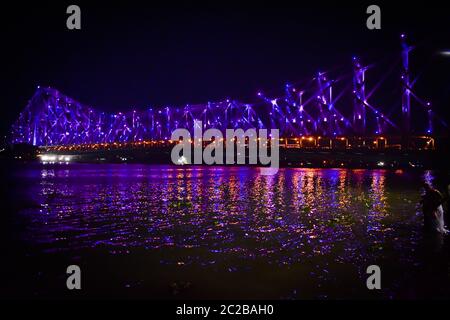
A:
1;0;450;136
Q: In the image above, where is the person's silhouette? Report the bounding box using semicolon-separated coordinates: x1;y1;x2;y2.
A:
421;183;444;233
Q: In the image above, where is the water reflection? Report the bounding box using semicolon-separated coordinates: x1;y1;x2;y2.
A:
18;165;425;278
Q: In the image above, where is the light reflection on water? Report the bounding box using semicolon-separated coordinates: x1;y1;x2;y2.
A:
16;165;425;273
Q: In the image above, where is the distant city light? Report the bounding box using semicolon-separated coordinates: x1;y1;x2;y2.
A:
38;154;72;164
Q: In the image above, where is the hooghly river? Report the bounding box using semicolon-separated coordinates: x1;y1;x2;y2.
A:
1;163;450;299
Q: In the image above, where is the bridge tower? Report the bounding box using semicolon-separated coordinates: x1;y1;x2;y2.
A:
427;102;433;134
401;34;412;146
352;57;366;136
316;72;334;136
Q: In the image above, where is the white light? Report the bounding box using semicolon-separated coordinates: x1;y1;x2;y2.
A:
39;154;57;162
377;161;385;167
39;154;72;163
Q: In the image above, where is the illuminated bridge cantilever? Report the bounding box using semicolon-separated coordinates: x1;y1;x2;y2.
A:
10;87;270;146
10;36;443;147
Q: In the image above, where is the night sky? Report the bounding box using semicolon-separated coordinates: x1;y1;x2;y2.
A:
1;0;449;137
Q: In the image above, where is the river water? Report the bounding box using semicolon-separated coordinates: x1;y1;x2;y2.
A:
2;163;450;299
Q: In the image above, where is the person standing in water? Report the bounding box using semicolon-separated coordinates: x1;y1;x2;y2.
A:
421;183;448;234
446;184;450;226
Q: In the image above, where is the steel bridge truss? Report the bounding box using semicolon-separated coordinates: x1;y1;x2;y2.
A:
10;35;443;147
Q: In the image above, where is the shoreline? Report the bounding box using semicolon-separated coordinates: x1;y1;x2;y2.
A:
3;146;450;170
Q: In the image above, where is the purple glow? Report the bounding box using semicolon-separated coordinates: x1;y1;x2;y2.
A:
14;164;426;299
10;36;435;147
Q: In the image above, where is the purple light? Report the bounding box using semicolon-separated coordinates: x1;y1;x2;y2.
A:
10;43;434;148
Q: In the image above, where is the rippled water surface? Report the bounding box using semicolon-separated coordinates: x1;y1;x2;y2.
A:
5;164;450;299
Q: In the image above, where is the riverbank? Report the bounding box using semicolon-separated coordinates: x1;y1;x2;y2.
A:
2;144;449;169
